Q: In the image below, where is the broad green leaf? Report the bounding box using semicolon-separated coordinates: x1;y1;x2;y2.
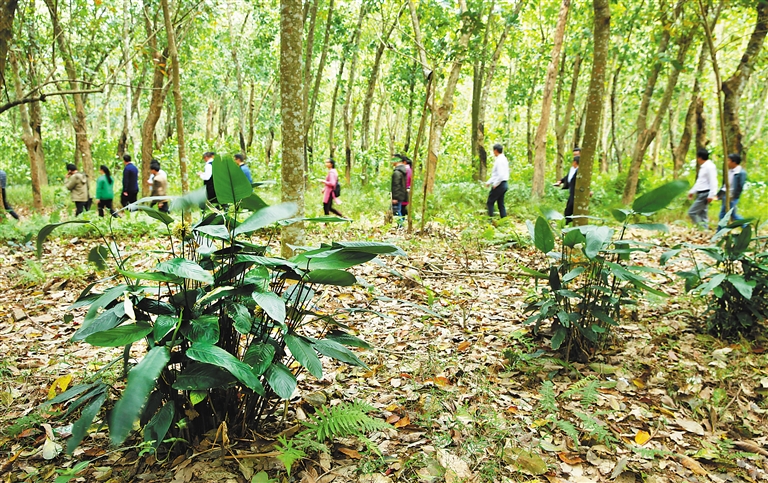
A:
312;339;368;369
154;315;178;343
183;316;220;344
303;269;356;286
187;343;264;394
240;193;268;212
631;180;689;214
117;268;180;282
190;391;206;405
134;205;174;225
326;330;372;349
88;246;110;270
562;228;586;248
584;226;613;259
331;241;406;256
236;255;297;270
66;392;106;455
85;322;152;347
228;303;253;334
213;155;253;204
40;382;101;407
84;284;129;324
109;346;170;446
533;216;554;254
611;209;629;223
172;363;236;390
518;265;548;278
265;362;297;400
697;273;727;296
233;203;298;236
196;286;238;307
660;249;683;266
285;334;323;379
156;258;213;285
169;187;207;212
281;216;350;224
36;220;90;258
292;250;377;270
253;291;286;323
144;401;175;451
732;224;753;257
243;342;276;376
541;207;564;221
551;327;567;350
726;274;755;299
194;224;231;240
73;305;125;341
562;267;585;283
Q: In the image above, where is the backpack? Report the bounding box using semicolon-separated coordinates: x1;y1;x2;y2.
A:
334;181;341;198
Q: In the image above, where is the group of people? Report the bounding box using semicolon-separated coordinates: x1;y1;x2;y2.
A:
687;148;746;228
61;154;170;217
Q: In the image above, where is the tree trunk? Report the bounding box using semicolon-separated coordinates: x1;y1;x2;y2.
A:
526;83;534;166
306;0;334;137
228;5;248;154
622;13;690;203
531;0;571;198
412;74;433;170
342;4;366;185
44;0;94;179
161;0;188;194
671;41;707;179
721;0;768;157
218;89;229;142
403;65;416;153
421;0;472;195
9;52;43;211
572;0;610;225
328;56;346;159
280;0;306;257
555;52;581;181
0;0;18;86
206;101;215;142
471;2;494;170
361;7;402;152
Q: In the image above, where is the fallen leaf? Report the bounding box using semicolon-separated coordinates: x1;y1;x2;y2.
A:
679;455;708;476
386;414;400;424
433;376;450;387
557;452;583;465
634;430;651;445
436;449;475;483
338;447;362;459
675;418;705;435
457;341;471;352
394;415;410;428
515;450;548;475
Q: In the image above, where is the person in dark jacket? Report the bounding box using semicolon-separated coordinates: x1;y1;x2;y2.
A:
391;156;408;226
198;152;216;203
121;154;139;208
718;153;747;221
0;169;20;220
554;154;579;224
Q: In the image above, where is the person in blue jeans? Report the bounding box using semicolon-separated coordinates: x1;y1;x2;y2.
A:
718;153;746;221
390;156;408;226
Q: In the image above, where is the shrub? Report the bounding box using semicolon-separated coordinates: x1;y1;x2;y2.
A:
35;155;403;455
523;180;688;361
663;218;768;338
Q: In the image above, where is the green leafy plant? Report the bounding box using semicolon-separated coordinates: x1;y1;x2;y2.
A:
662;217;768;339
523;180;688;361
35;156;403;455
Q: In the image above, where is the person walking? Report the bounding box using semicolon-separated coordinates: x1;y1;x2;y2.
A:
391;156;408;226
554;153;579;224
320;158;343;217
65;163;90;216
149;159;169;213
121;154;139;208
485;144;509;219
718;153;746;221
95;165;118;217
396;154;413;217
0;169;20;220
198;151;217;203
687;148;719;229
235;153;253;183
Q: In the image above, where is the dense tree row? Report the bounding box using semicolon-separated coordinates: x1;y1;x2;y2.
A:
1;0;766;224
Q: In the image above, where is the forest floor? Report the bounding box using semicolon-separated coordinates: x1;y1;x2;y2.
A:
1;220;767;483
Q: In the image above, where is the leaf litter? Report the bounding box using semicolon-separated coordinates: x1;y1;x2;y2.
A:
0;223;767;482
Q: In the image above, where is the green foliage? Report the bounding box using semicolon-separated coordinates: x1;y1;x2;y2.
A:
524;181;686;361
301;400;390;442
664;219;768;339
34;176;401;454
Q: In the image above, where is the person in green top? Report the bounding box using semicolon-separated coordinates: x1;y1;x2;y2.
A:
95;165;118;217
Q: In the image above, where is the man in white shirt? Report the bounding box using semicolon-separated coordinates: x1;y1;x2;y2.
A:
198;151;216;202
485;144;509;218
687;148;718;228
554;147;581;224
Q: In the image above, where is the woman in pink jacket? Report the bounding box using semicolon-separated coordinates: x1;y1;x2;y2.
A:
321;158;344;217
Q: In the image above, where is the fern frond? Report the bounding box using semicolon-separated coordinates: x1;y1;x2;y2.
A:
574;411;615;448
563;376;600;409
537;380;558;416
303;400;390;443
554;419;580;447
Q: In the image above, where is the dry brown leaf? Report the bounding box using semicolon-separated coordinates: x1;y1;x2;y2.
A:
457;341;471;352
386;414;400;424
679;455;708;476
557;452;583;465
394;415;410;428
338;447;361;459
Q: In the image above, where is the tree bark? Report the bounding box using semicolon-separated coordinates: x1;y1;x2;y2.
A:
306;0;334;137
9;52;43;211
44;0;94;179
572;0;610;225
342;3;366;185
280;0;306;257
531;0;571;198
622;11;691;203
555;52;581;181
721;0;768;157
161;0;188;194
0;0;18;87
328;56;346;159
471;2;495;169
228;4;249;154
671;40;707;179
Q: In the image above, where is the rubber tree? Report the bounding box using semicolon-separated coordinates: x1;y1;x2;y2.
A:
9;53;43;211
161;0;189;194
573;0;610;225
280;0;306;257
531;0;571;199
